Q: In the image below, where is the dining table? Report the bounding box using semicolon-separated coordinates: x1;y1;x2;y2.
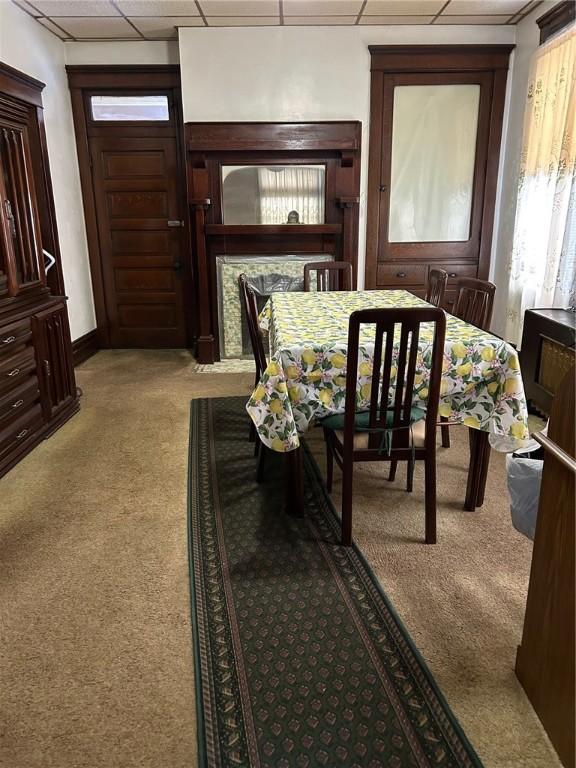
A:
246;289;530;516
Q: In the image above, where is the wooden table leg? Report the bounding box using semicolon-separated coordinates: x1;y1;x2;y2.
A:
464;429;491;511
475;433;491;507
285;447;304;517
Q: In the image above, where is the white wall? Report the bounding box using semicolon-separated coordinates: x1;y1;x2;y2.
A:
490;2;555;336
178;24;516;290
0;0;96;340
65;40;179;66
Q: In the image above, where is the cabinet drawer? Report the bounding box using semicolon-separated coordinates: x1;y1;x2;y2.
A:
0;317;32;358
377;263;428;286
0;348;36;393
436;263;477;283
0;377;40;425
0;403;43;462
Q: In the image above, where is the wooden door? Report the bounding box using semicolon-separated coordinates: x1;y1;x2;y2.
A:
89;135;186;347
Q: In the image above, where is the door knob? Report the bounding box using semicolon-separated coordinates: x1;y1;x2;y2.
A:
173;260;182;272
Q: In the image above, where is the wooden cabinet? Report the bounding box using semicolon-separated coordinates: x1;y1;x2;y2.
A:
33;303;76;421
365;46;512;302
0;63;78;478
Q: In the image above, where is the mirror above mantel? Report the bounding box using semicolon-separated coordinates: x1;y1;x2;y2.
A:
186;121;361;363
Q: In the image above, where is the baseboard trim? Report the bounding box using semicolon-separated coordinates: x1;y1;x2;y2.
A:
72;329;99;367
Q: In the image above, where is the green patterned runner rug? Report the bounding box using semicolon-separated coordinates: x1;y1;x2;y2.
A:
188;397;483;768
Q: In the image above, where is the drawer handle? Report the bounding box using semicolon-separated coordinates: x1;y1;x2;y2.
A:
7;368;20;377
396;272;407;278
2;335;15;344
16;429;28;440
12;399;24;409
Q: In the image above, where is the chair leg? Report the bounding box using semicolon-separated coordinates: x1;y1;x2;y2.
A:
256;445;266;483
440;417;451;449
388;460;397;482
424;456;437;544
341;462;354;547
406;458;414;493
254;435;260;458
248;421;256;443
324;430;334;493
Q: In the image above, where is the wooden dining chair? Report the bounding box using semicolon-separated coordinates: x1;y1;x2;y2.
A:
304;261;353;292
322;306;446;546
426;268;448;308
239;273;268;477
440;277;496;449
453;277;496;331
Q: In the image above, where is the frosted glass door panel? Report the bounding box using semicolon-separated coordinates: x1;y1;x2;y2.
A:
389;84;480;243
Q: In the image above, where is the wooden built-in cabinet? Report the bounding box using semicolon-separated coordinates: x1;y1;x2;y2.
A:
365;46;513;310
0;62;78;478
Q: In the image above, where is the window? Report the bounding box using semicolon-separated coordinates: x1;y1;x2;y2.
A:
505;23;576;347
90;95;169;122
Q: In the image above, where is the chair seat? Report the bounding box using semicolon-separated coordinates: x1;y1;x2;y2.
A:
334;419;426;450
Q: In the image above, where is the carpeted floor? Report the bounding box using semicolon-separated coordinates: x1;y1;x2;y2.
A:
0;350;558;768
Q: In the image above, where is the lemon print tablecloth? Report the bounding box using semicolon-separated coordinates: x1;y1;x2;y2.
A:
246;290;529;453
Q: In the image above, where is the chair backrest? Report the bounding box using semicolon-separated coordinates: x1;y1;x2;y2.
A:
453;277;496;331
342;307;446;453
304;261;353;292
238;273;267;377
426;268;448;308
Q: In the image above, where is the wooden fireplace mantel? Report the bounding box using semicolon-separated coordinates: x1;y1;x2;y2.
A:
185;121;362;363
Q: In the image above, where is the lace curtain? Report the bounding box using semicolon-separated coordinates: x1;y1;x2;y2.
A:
257;166;325;224
505;24;576;347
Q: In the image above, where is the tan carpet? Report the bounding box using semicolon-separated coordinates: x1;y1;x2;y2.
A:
0;350;558;768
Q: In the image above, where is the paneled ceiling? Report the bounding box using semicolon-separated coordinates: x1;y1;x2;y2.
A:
13;0;542;40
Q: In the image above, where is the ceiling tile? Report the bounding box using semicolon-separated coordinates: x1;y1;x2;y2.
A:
130;15;204;36
284;0;363;15
56;16;142;36
363;0;444;14
37;16;73;36
115;0;200;15
26;0;120;16
435;13;510;22
206;15;279;23
359;13;433;22
285;15;357;23
12;0;42;16
443;0;526;13
199;0;278;14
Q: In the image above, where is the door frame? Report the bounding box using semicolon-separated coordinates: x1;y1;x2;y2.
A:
365;45;513;289
66;65;193;348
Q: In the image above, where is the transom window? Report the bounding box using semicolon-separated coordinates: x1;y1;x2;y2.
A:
90;95;169;122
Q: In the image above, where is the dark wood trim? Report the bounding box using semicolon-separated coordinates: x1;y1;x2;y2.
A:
478;66;508;280
185;121;361;152
66;65;191;349
204;224;342;236
537;1;575;44
0;62;44;107
65;65;181;89
72;328;99;367
369;45;514;72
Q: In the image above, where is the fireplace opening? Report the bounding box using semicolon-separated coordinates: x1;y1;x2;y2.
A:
216;254;334;359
